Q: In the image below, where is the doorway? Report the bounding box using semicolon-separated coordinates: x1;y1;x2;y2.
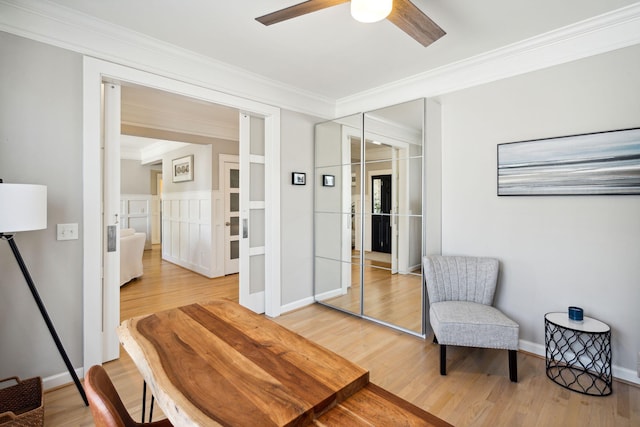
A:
371;174;392;254
83;58;282;371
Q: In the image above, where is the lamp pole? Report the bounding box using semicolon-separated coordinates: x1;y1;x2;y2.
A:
1;233;88;406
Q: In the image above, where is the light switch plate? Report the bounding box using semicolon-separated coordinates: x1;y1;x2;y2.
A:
57;223;78;240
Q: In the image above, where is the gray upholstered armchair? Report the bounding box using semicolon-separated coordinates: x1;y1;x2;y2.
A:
423;255;519;382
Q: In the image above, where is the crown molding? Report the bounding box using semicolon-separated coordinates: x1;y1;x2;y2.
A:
336;2;640;116
0;0;335;119
1;0;639;119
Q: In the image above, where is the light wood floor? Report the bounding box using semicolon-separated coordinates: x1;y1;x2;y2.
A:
44;246;639;426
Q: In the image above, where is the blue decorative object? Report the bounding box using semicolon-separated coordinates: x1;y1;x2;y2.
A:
568;306;584;322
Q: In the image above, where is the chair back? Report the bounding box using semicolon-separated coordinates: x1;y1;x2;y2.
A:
85;365;137;427
424;256;499;305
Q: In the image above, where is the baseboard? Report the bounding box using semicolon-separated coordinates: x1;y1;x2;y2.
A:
313;288;345;301
42;367;84;392
518;339;545;357
518;339;640;386
280;296;315;314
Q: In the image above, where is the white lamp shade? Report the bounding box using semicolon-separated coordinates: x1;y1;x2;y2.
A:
351;0;393;23
0;184;47;233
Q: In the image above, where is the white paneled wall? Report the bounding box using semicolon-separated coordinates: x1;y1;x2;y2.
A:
120;194;152;249
162;191;223;278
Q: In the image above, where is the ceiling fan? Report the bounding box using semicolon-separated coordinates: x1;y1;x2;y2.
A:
256;0;446;47
256;0;445;47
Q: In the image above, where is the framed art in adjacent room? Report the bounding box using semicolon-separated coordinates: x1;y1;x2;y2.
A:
497;127;640;196
292;172;306;185
172;155;194;182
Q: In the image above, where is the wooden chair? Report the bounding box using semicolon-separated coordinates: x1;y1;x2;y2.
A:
85;365;172;427
423;256;519;382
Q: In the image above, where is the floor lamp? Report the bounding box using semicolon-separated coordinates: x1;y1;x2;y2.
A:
0;181;88;406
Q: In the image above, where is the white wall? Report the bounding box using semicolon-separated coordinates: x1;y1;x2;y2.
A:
0;32;84;383
162;144;212;194
439;44;640;378
280;110;317;308
121;159;152;194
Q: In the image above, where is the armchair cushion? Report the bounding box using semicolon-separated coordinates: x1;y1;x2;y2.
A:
430;301;519;350
120;228;145;286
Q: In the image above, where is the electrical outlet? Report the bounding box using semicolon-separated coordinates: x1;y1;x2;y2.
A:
57;223;78;241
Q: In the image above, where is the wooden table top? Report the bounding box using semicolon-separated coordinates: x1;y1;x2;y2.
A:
118;299;451;426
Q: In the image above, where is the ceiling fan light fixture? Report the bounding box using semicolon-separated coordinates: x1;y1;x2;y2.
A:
351;0;393;23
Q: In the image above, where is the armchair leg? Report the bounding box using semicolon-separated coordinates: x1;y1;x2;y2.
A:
508;350;517;382
440;344;447;376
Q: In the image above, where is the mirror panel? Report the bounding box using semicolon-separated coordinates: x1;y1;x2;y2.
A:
314;259;362;313
314;99;426;335
362;98;424;333
362;264;423;333
314;114;362;317
314;212;352;261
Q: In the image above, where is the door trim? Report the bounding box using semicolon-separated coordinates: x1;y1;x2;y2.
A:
83;57;281;373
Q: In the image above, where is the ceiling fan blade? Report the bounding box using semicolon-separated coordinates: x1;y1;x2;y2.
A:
387;0;445;47
256;0;350;26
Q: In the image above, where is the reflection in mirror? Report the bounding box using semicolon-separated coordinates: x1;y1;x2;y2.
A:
314;99;425;336
362;99;425;334
314;114;362;316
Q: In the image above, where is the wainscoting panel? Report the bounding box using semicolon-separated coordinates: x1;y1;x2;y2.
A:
162;191;220;278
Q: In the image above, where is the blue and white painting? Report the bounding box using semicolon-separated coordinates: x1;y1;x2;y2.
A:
497;128;640;195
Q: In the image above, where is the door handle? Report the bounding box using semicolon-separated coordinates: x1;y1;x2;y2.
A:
225;222;231;226
107;225;117;252
243;219;248;238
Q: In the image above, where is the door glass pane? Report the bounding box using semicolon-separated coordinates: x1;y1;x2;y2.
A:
250;163;265;202
230;193;239;212
249;209;265;248
372;178;382;214
250;116;265;156
230;240;239;260
250;254;265;293
229;168;239;188
230;216;239;236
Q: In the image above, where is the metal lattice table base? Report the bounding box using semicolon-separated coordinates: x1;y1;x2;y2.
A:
545;316;612;396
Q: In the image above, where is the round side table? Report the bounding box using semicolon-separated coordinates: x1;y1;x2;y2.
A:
544;312;612;396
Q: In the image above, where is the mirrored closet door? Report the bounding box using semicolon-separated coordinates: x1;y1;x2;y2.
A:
314;99;437;337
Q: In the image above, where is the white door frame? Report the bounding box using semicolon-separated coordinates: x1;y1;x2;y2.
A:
82;57;281;372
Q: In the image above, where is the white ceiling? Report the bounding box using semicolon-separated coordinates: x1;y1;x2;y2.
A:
44;0;638;100
120;84;240;161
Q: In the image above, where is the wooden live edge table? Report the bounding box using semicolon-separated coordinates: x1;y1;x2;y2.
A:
118;299;451;426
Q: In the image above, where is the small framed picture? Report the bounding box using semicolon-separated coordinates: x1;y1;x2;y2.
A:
172;155;194;182
292;172;306;185
323;174;335;187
